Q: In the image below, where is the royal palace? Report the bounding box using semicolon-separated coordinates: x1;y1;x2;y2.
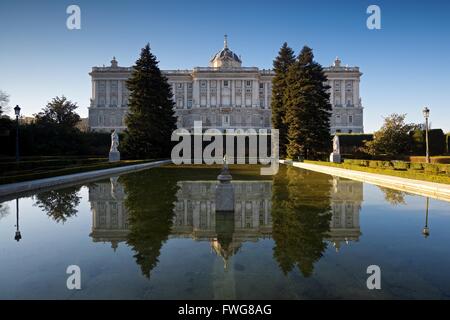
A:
88;36;364;134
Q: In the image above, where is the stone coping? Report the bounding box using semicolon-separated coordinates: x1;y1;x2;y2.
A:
280;160;450;202
0;160;172;200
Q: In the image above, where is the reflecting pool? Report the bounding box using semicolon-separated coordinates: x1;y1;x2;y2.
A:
0;165;449;299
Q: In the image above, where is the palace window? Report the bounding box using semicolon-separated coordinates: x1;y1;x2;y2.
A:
246;80;251;87
188;83;193;89
177;83;183;89
187;99;192;108
259;83;264;89
224;80;229;87
201;81;206;87
349;115;353;123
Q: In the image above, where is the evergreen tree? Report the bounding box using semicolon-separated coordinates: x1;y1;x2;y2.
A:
284;46;332;160
271;43;296;158
123;44;176;159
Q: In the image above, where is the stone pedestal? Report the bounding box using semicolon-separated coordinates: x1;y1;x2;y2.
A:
215;182;235;212
109;151;120;162
215;165;234;212
329;153;341;163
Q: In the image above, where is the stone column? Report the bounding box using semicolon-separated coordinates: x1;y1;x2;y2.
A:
241;80;245;107
264;82;268;109
252;80;258;108
93;80;98;106
218;80;221;107
216;80;220;108
193;80;200;107
118;80;123;107
206;80;210;108
184;82;188;109
106;80;110;107
231;80;235;106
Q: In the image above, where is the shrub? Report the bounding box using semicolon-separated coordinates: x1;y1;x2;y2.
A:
423;163;439;175
409;163;423;171
393;161;409;170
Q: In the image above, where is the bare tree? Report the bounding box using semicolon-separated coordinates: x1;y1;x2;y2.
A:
0;90;10;116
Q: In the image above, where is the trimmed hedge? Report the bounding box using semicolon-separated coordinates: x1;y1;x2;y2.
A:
0;160;149;185
304;160;450;184
0;158;107;175
343;159;450;177
410;129;446;156
335;133;373;154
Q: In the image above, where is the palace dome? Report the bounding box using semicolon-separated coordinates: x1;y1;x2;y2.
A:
209;35;242;68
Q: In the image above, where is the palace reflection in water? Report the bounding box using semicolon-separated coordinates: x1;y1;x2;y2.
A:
88;169;362;275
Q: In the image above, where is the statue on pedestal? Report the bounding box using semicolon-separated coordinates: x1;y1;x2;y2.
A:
109;130;121;162
329;135;341;163
216;154;234;212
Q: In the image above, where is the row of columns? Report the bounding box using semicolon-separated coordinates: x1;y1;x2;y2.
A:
174;79;271;109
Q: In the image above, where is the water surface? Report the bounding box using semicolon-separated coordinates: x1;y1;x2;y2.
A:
0;165;449;299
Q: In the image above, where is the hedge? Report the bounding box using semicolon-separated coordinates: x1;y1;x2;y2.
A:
304;160;450;184
0;160;148;185
410;129;446;156
343;159;450;176
0;158;107;175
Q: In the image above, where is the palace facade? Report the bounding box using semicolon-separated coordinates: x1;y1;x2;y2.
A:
88;36;364;134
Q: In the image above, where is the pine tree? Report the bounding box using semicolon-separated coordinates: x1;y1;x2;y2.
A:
123;44;177;159
271;43;296;158
284;46;332;160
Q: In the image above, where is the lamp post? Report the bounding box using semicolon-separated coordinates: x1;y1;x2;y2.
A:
14;198;22;242
422;106;430;164
422;197;430;238
14;105;21;163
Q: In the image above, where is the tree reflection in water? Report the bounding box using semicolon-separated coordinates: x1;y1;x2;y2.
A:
271;166;332;277
121;168;179;278
34;187;81;223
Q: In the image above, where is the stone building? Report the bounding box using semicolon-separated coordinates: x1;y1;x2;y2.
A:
88;36;363;134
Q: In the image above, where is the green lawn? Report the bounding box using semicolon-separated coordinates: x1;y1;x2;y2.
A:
0;159;153;185
303;160;450;185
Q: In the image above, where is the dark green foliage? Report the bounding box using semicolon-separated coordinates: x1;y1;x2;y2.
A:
410;129;446;156
363;114;417;157
34;186;81;223
122;44;177;159
35;96;80;128
271;43;296;158
446;133;450;154
0;119;110;158
336;133;373;154
284;46;332;160
271;166;331;277
121;168;179;278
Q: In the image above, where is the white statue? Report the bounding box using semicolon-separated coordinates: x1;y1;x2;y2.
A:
223;154;228;170
332;135;340;155
330;135;341;163
109;130;120;162
110;130;119;152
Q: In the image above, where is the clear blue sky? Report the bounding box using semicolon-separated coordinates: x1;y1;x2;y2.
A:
1;0;449;133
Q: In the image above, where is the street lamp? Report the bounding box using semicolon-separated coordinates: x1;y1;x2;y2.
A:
14;198;22;242
14;105;21;162
422;106;430;164
422;197;430;238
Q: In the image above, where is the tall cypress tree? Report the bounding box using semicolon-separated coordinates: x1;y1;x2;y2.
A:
123;44;177;159
284;46;332;160
271;43;296;158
